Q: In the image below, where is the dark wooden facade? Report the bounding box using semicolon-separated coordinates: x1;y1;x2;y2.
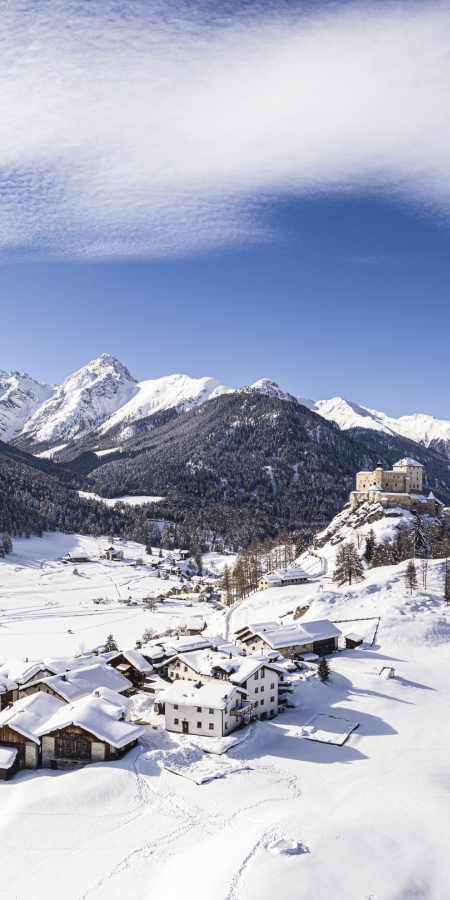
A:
0;724;40;768
41;724;139;768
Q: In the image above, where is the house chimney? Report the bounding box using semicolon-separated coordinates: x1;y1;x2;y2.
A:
94;690;100;697
60;674;66;681
92;649;98;657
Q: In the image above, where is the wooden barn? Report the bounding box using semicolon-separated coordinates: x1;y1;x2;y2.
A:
0;693;64;769
37;689;144;769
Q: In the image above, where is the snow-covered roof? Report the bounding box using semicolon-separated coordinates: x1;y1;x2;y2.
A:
30;663;131;702
0;659;50;685
260;574;282;583
0;674;18;694
228;657;283;684
247;619;341;649
121;649;154;674
139;643;165;661
394;458;422;467
36;690;144;749
0;747;18;769
0;693;64;743
163;680;245;710
163;635;212;655
271;568;309;580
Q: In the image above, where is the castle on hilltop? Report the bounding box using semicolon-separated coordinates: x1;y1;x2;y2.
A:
350;457;444;516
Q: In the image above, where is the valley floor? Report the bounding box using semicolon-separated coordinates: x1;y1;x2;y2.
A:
1;534;450;900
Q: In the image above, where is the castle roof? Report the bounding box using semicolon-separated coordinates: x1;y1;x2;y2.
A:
394;458;422;467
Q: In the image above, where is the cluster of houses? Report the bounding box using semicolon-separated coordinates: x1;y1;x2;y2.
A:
0;615;350;779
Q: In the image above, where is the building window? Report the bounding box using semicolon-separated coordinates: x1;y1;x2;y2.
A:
254;672;258;680
197;722;202;728
270;710;274;715
270;696;274;702
209;723;214;730
270;683;274;689
197;707;202;712
209;708;214;714
176;673;179;679
224;722;227;729
255;687;258;693
174;704;178;709
184;666;188;671
254;700;258;706
260;670;265;678
174;718;179;724
260;686;264;692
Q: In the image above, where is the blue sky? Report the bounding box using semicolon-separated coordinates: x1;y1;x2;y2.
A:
1;1;450;418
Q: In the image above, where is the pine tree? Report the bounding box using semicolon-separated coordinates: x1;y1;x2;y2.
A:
444;558;450;605
104;633;118;651
2;533;12;554
364;529;376;563
333;542;365;586
145;543;153;556
318;657;331;683
405;560;418;595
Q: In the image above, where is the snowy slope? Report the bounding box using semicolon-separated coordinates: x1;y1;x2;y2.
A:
20;354;138;445
0;370;55;441
97;373;233;438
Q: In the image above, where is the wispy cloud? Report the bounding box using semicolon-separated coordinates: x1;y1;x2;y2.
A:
1;0;450;259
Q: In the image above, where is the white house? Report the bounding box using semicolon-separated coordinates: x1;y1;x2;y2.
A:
163;680;249;737
258;568;310;590
166;650;283;721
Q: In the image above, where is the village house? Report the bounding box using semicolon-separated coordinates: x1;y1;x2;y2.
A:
166;650;284;721
18;663;131;703
62;552;90;564
0;693;64;769
234;619;342;659
0;675;18;711
0;659;66;696
350;458;444;515
101;546;124;561
258;568;310;590
163;680;250;737
37;689;144;770
106;649;154;686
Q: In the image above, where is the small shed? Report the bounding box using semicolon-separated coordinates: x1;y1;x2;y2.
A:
0;746;19;780
345;634;364;650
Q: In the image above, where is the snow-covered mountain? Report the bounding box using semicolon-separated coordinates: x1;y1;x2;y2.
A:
0;370;55;441
304;396;450;457
97;373;233;440
4;352;450;460
238;378;297;402
20;354;138;447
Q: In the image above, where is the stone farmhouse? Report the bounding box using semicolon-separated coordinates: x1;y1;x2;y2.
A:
258;568;310;590
350;458;444;515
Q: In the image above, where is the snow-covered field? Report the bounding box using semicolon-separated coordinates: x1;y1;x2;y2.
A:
1;529;450;899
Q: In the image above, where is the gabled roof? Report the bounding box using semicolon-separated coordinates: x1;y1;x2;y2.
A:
36;690;144;749
238;619;341;650
0;659;51;685
0;693;64;743
121;649;154;674
0;674;18;694
28;663;131;702
163;680;246;710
